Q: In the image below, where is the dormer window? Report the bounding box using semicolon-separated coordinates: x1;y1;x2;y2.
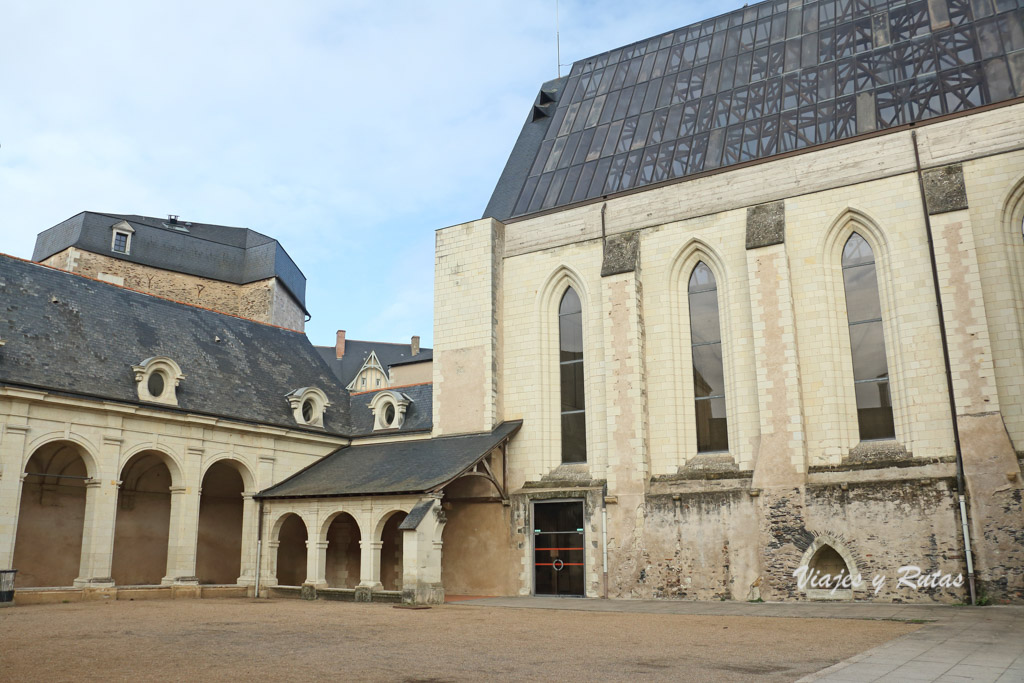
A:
110;220;135;255
131;356;184;406
286;387;330;428
369;390;411;431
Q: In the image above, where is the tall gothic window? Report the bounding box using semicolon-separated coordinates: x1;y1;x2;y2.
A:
559;287;586;463
689;262;728;452
842;233;895;440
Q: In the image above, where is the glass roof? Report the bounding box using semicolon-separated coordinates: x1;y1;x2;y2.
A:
508;0;1024;218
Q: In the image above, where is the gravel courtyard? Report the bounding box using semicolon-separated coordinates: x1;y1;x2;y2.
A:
0;598;916;682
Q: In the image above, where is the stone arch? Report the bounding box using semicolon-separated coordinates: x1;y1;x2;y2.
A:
321;510;362;589
818;207;911;453
536;264;595;472
796;534;861;600
23;432;100;480
13;440;92;587
273;512;309;587
995;174;1024;443
375;509;408;591
196;458;249;584
112;449;177;585
200;454;256;492
119;442;185;489
667;238;742;467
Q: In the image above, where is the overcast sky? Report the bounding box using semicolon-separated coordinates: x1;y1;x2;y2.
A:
1;0;720;347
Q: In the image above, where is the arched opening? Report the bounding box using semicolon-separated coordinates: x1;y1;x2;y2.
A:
559;287;587;463
276;514;307;587
324;513;361;588
689;261;729;452
441;477;515;597
809;545;849;581
12;442;90;587
379;512;407;591
112;451;173;585
195;462;245;584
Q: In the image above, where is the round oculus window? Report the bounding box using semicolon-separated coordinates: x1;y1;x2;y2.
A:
147;372;165;398
384;403;396;427
301;399;315;423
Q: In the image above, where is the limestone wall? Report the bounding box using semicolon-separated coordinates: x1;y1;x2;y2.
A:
434;101;1024;602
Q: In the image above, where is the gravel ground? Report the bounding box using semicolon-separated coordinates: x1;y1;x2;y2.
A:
0;598;916;682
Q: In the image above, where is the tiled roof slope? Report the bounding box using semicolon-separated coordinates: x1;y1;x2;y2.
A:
314;340;432;388
347;383;433;436
257;421;522;498
32;211;307;309
0;254;350;434
486;0;1024;220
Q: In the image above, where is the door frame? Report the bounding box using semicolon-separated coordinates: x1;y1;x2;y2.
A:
530;498;586;597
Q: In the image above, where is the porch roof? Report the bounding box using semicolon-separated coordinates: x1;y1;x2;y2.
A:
256;420;522;499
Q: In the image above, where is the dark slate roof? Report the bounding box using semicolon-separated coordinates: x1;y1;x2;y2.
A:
389;350;434;367
347;383;433;436
487;0;1024;221
32;211;307;310
0;254;350;434
314;340;432;387
257;420;522;498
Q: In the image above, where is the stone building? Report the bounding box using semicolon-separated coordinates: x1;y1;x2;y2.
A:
2;0;1023;605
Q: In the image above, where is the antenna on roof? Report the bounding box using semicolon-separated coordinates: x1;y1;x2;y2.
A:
556;0;561;78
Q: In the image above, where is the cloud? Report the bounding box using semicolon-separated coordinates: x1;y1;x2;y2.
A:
1;0;726;347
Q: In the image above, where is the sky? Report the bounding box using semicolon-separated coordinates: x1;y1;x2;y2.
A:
0;0;721;348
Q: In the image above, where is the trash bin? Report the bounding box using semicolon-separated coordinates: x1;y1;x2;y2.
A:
0;569;16;607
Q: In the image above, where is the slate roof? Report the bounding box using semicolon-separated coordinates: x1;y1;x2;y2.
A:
347;383;433;436
257;421;522;499
314;340;432;387
32;211;307;310
0;254;350;434
486;0;1024;221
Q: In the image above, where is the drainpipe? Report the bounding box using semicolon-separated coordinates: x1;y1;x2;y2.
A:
910;130;977;605
254;497;264;598
602;482;609;599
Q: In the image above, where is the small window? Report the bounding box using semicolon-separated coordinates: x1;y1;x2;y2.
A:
361;377;367;387
147;372;165;398
286;387;330;428
370;390;411;431
132;356;184;406
112;232;129;254
376;378;381;387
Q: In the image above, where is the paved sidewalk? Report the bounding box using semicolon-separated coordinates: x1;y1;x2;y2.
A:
458;597;1024;682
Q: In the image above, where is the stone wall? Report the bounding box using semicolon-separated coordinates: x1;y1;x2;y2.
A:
39;249;305;332
434;101;1024;602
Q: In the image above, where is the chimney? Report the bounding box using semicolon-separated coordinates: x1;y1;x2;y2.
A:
336;330;346;359
411;335;420;356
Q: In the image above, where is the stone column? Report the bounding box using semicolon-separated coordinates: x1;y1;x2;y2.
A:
74;434;121;586
163;485;200;585
357;540;383;590
263;539;280;587
306;539;328;588
0;422;30;570
236;492;258;586
74;479;119;587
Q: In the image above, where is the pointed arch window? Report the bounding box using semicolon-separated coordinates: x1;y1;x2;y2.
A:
842;233;895;440
559;287;587;463
688;262;728;452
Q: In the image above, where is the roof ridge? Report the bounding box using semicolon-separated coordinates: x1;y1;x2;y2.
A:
0;252;301;333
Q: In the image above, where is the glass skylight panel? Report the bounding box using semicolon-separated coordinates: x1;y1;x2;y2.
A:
510;0;1024;218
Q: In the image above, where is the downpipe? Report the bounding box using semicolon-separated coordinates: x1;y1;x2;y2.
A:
911;129;977;604
254;497;264;598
